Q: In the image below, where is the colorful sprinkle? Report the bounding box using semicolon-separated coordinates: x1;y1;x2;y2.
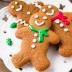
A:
6;38;13;46
59;4;65;10
10;22;17;28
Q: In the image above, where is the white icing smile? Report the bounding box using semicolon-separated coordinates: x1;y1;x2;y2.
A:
46;9;55;16
16;5;23;11
35;20;45;26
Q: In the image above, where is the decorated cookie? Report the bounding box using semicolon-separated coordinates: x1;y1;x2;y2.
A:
0;0;72;72
8;0;44;29
11;6;59;71
41;5;72;57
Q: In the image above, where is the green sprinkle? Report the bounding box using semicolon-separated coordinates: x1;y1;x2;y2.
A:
10;22;17;28
6;38;13;46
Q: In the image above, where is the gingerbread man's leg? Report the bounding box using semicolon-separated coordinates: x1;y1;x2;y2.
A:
12;51;30;68
59;42;72;57
31;47;50;71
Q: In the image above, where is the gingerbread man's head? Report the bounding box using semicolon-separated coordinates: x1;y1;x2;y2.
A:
40;5;59;17
29;11;51;29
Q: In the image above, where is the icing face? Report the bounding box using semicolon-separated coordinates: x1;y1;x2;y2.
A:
10;1;23;12
41;5;59;17
34;14;48;26
29;12;51;29
35;20;45;26
46;5;55;16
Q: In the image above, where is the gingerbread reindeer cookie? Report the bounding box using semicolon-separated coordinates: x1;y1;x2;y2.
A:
11;7;59;71
41;5;72;57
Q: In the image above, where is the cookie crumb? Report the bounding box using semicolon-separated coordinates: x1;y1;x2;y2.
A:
10;22;17;28
59;4;65;10
6;38;13;46
69;69;72;72
19;68;23;70
9;54;12;57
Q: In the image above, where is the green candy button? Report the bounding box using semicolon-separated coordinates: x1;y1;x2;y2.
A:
10;22;17;28
6;38;13;46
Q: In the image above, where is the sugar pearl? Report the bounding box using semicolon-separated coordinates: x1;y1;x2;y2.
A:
27;11;31;15
48;5;52;9
60;23;64;27
31;44;36;48
35;15;39;19
54;19;60;24
34;33;38;37
15;2;18;4
43;16;47;20
42;8;46;12
11;5;14;9
64;28;69;32
32;39;37;43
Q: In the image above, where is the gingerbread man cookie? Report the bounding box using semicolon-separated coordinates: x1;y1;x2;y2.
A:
11;7;59;71
41;5;72;57
8;0;44;29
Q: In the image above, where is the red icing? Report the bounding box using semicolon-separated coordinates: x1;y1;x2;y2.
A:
51;12;70;25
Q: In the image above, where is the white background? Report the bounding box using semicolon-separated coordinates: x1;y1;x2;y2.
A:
0;0;72;72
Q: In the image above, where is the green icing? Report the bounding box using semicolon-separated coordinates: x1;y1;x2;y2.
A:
29;25;50;43
10;22;17;28
6;38;13;46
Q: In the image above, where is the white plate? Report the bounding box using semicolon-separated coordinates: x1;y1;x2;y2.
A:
0;0;72;72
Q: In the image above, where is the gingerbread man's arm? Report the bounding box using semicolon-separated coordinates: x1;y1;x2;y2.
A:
48;30;60;44
64;12;72;20
15;27;29;39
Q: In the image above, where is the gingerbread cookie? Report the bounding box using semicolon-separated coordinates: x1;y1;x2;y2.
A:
40;5;72;57
11;6;59;71
8;0;44;29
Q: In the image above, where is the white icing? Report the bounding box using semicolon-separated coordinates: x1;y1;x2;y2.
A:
20;21;23;24
17;19;22;23
27;11;31;15
22;20;26;24
34;33;38;37
24;23;28;26
11;5;14;9
32;39;37;43
15;2;18;5
31;44;36;48
64;28;69;32
43;16;47;20
46;9;55;16
35;20;45;26
34;2;42;9
35;15;39;19
54;19;60;23
48;5;52;9
16;5;23;11
60;23;64;27
42;8;46;12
